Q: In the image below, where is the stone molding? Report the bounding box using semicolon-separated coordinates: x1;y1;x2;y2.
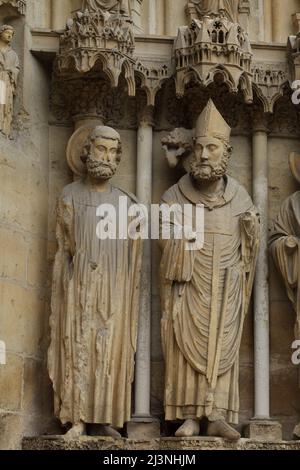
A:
252;63;288;114
50;5;294;127
0;0;26;15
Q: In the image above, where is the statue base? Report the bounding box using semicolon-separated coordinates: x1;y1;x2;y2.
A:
127;416;161;439
244;420;282;441
293;423;300;439
22;436;300;451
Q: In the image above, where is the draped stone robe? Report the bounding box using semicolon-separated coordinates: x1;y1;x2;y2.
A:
83;0;130;15
160;174;259;424
0;45;19;135
270;192;300;358
48;180;142;428
192;0;239;22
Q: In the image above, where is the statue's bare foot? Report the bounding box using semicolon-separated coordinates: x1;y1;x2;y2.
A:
293;423;300;439
207;420;240;441
64;422;86;439
99;425;122;438
175;419;200;437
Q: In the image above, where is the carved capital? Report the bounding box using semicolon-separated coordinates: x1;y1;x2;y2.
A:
251;106;270;133
135;58;172;107
137;104;154;128
252;63;288;114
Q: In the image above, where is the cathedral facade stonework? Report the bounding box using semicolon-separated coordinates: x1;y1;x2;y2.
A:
1;0;300;450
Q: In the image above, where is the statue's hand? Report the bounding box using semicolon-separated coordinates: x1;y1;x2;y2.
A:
285;236;298;254
184;226;197;243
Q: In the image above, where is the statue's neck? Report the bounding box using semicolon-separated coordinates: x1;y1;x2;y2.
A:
0;40;10;53
86;174;111;192
193;176;226;198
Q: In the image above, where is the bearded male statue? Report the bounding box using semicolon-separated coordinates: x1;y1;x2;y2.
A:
159;100;260;440
269;152;300;439
48;126;142;438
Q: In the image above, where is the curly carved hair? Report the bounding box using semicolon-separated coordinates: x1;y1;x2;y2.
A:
81;126;122;164
0;25;15;35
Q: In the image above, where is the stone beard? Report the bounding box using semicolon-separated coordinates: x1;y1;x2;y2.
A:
159;101;260;438
48;127;142;431
190;144;230;182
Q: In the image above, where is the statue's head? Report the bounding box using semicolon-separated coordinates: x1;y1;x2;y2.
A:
81;126;122;180
0;25;15;45
190;99;232;183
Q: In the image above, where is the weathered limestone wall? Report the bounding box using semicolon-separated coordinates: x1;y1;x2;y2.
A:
1;0;300;450
0;1;60;449
0;1;53;450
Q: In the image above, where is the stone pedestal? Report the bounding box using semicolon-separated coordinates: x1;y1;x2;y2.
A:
293;423;300;439
22;436;300;451
127;419;161;439
244;420;282;441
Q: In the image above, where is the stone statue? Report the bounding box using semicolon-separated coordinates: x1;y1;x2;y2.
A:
0;25;19;136
83;0;130;16
48;125;142;438
191;0;239;22
269;152;300;440
159;100;260;440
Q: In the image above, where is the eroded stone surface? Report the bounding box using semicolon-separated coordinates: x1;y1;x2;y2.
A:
22;436;300;451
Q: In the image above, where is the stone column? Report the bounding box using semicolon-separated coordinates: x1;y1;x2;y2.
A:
164;0;181;36
131;0;144;33
263;0;272;43
253;123;270;420
51;0;68;30
245;117;282;441
127;106;160;439
148;0;157;35
238;0;250;35
272;0;288;43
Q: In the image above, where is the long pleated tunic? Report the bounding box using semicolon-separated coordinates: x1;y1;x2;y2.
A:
48;180;142;428
160;174;259;424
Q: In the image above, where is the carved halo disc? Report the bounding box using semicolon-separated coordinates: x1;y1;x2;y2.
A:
66;125;96;177
289;152;300;185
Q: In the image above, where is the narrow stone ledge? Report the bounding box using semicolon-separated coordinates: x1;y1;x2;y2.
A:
22;436;300;451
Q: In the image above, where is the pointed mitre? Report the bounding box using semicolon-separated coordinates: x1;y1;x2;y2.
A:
195;99;231;142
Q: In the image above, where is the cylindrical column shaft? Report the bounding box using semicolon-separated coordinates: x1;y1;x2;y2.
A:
148;0;156;35
134;114;153;418
272;0;288;43
51;0;68;30
263;0;272;43
252;128;270;420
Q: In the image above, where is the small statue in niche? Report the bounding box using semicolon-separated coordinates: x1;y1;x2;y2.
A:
159;100;260;440
0;25;19;136
269;152;300;440
190;0;240;22
48;125;142;438
82;0;130;17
